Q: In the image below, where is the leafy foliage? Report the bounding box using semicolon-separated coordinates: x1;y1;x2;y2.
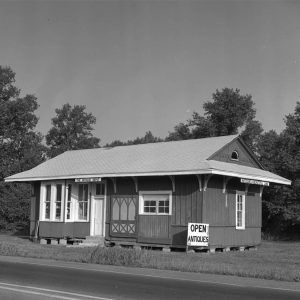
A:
0;66;46;232
106;131;163;147
257;103;300;238
203;88;256;135
46;103;100;158
167;88;263;149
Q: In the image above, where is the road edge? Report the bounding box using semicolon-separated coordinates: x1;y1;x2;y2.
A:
0;255;299;292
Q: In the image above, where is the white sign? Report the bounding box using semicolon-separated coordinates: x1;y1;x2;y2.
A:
187;223;209;246
241;178;269;186
75;178;102;183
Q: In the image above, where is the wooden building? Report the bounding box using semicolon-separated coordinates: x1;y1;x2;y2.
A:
5;135;291;250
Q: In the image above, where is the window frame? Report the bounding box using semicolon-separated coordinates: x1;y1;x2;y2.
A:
139;190;172;216
236;193;245;230
65;183;73;222
40;181;65;222
55;184;63;221
231;150;239;161
44;184;51;220
77;183;89;221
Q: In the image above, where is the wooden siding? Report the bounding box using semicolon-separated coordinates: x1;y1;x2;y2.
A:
138;176;172;191
34;182;40;220
30;182;41;237
138;215;171;244
202;175;261;246
203;176;232;225
39;222;90;238
172;176;202;225
137;176;172;244
209;226;261;247
108;175;203;245
227;178;262;227
169;175;203;246
203;176;261;227
209;139;261;168
107;174;261;247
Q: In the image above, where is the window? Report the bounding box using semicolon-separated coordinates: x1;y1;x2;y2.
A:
66;184;72;220
231;150;239;161
139;191;172;215
95;183;105;196
236;194;245;229
55;184;62;220
41;182;64;222
78;184;89;220
45;185;51;220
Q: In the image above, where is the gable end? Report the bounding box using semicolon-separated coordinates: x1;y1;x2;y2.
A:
208;137;263;169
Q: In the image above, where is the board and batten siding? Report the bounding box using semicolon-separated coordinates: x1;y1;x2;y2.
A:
171;175;202;246
30;182;41;237
107;174;261;247
38;222;90;238
137;176;172;244
107;176;203;245
203;176;261;247
209;139;261;168
138;215;171;244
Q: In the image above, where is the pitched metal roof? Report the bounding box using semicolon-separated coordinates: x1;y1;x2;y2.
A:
5;135;291;185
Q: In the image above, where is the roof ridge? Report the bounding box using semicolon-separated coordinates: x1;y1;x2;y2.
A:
101;134;239;150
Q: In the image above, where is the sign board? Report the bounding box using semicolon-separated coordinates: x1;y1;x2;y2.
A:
241;178;269;186
187;223;209;247
75;178;102;183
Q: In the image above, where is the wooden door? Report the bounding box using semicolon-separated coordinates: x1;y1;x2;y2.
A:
110;196;137;237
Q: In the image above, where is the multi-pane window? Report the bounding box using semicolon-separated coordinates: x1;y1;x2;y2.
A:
140;192;172;215
66;184;72;220
236;194;245;229
45;185;51;219
55;184;62;220
144;200;156;213
42;182;65;221
158;199;169;214
78;184;89;220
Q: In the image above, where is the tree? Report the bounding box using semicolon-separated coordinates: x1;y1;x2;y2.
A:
106;131;162;147
104;140;125;147
256;103;300;238
203;88;256;136
188;113;215;139
240;120;263;152
167;88;262;147
165;123;192;141
0;66;46;231
46;103;100;158
129;131;163;145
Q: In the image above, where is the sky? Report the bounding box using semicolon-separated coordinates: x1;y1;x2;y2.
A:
0;0;300;145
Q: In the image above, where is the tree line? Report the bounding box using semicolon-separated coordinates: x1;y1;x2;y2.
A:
0;66;299;238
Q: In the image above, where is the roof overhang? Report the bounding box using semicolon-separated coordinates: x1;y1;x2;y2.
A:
5;168;291;185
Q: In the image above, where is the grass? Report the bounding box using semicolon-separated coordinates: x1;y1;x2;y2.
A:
0;234;299;282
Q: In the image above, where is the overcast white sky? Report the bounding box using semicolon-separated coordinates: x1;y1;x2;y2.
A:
1;0;300;145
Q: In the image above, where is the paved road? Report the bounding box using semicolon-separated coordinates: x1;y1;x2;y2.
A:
0;256;299;300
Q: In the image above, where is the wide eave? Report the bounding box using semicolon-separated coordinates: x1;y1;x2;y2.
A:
4;136;291;186
5;160;291;185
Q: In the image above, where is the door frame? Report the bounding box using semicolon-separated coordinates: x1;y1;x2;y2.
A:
90;181;106;236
